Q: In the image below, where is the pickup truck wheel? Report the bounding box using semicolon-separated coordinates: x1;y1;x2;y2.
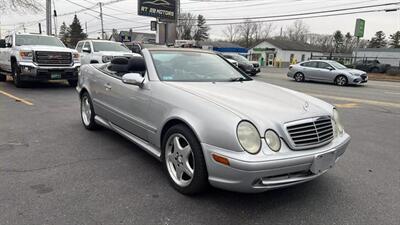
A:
80;92;99;130
371;67;379;73
162;124;208;195
68;80;78;87
12;62;26;88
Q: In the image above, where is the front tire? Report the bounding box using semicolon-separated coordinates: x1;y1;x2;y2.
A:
80;92;99;130
12;62;26;88
162;124;208;195
68;79;78;87
294;72;305;82
335;75;348;86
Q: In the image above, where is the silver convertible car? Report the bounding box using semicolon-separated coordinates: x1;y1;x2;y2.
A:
76;49;351;194
287;60;368;86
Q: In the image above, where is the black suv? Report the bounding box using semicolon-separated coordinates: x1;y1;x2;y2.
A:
222;53;259;76
354;60;391;73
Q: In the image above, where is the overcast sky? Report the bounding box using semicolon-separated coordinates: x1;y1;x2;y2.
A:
0;0;399;40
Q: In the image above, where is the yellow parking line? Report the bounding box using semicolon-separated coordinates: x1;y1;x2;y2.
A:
0;90;34;106
334;103;360;108
308;93;400;109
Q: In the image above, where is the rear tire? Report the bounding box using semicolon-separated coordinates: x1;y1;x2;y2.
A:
80;92;99;130
335;75;348;86
0;74;6;82
294;72;305;82
371;67;379;73
162;124;208;195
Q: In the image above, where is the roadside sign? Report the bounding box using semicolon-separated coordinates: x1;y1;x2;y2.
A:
354;18;365;38
138;0;177;21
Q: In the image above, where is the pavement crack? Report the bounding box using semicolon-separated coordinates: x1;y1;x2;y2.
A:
0;156;126;173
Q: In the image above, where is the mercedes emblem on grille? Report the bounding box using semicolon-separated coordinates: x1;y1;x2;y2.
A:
303;101;310;112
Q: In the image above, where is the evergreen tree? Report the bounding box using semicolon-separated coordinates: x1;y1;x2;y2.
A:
59;22;70;45
193;15;210;41
68;15;87;47
333;30;344;53
368;31;387;48
389;31;400;48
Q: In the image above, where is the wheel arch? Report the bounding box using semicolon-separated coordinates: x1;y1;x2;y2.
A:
160;117;202;151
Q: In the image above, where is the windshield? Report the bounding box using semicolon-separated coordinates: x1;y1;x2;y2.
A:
15;35;65;47
330;61;347;69
151;51;251;82
92;42;130;52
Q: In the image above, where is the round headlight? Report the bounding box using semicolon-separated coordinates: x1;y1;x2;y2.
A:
265;130;281;152
237;121;261;154
333;109;344;135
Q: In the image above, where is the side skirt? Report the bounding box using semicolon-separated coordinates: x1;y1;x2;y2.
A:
94;115;162;161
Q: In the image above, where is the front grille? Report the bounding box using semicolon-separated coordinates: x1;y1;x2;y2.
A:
35;51;72;65
286;117;334;149
361;74;367;81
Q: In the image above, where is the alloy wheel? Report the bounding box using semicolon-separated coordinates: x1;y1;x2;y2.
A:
336;76;347;86
81;95;92;126
165;134;195;187
294;73;304;82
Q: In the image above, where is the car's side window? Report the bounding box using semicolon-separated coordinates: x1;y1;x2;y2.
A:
317;62;331;70
303;61;318;68
83;42;91;52
76;42;84;52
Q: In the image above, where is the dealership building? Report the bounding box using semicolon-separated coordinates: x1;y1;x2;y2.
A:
248;39;323;67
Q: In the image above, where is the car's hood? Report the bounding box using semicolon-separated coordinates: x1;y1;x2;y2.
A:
97;51;139;57
17;45;76;53
340;68;365;75
168;80;333;129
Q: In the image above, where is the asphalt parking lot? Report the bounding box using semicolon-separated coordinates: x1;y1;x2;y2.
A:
0;71;399;225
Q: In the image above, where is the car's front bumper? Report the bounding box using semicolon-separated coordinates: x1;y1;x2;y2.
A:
17;61;80;81
202;133;351;193
349;75;368;85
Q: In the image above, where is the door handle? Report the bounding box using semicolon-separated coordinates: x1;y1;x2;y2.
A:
104;83;112;90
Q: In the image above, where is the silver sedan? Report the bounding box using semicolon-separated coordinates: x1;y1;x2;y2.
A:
287;60;368;86
77;49;351;194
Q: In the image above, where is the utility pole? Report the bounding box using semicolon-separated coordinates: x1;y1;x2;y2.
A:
99;2;104;39
53;0;58;37
39;23;42;34
85;22;88;34
22;24;26;33
46;0;52;35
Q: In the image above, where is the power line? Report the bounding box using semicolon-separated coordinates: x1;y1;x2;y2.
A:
205;7;399;26
179;1;400;20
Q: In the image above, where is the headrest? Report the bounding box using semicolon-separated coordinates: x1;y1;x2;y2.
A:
127;56;146;74
108;57;129;73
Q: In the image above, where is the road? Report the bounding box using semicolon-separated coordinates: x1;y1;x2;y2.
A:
0;72;399;225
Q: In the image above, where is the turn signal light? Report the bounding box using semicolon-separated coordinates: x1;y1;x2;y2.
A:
212;154;230;166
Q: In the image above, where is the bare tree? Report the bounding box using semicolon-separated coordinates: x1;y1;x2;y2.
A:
284;20;309;42
223;24;240;42
238;20;258;48
177;12;197;40
0;0;43;12
260;23;274;40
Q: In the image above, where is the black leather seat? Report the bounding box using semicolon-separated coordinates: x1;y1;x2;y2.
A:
108;57;130;74
127;56;146;75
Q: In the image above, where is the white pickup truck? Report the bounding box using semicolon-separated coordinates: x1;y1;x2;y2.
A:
0;33;81;87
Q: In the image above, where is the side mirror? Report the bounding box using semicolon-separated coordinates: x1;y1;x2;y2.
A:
122;73;145;87
0;39;6;48
82;47;91;53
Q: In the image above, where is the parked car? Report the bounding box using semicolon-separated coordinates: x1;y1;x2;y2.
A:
250;60;261;73
354;59;391;73
226;58;239;67
222;53;259;76
75;40;140;65
288;60;368;86
77;48;350;194
0;32;80;87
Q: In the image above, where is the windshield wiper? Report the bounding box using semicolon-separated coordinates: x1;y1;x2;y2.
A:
229;77;246;82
